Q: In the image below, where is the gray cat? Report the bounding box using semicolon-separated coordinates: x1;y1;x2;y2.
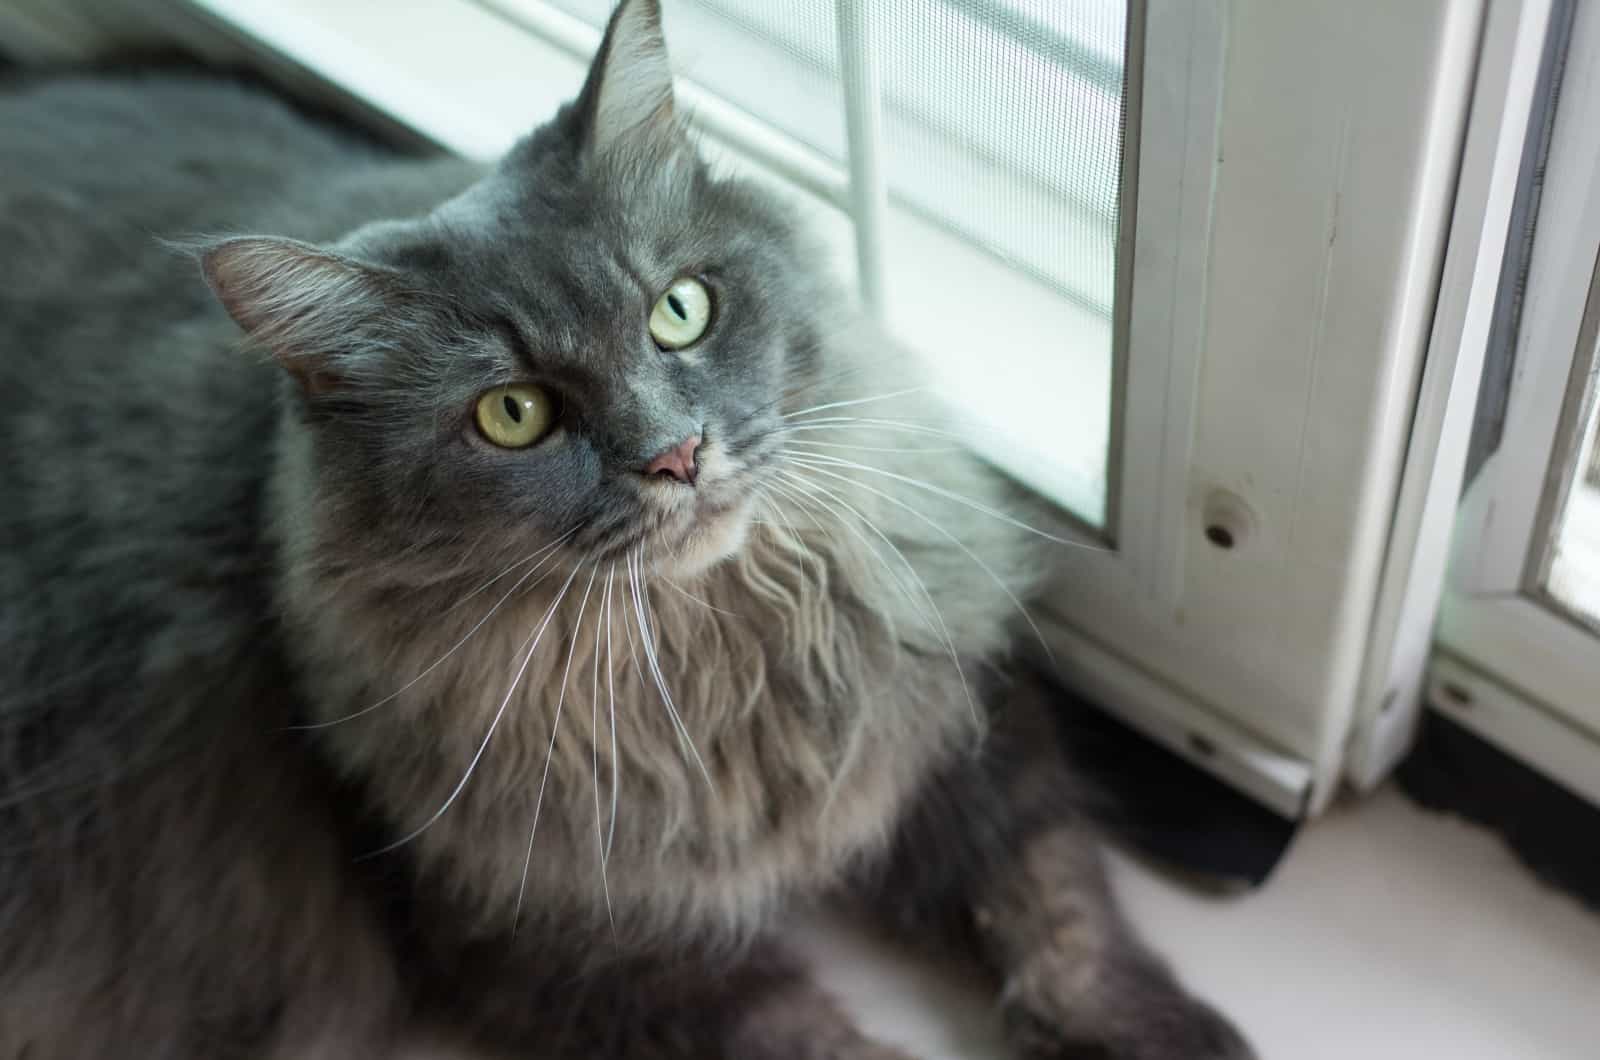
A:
0;2;1253;1058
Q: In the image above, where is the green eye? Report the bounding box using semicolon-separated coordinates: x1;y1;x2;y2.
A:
649;277;712;350
475;383;555;448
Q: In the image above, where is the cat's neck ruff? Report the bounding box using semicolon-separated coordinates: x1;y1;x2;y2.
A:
279;474;981;947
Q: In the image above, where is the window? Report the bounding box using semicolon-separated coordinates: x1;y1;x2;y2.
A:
1539;290;1600;630
1342;0;1600;811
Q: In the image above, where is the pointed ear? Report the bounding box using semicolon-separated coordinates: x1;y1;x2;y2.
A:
574;0;677;157
201;236;390;395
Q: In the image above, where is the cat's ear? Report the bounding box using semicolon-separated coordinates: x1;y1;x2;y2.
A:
201;236;390;395
574;0;677;157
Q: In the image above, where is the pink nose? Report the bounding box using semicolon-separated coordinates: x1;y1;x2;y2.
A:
641;434;701;485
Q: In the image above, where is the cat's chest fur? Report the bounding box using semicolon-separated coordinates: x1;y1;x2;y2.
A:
290;518;986;949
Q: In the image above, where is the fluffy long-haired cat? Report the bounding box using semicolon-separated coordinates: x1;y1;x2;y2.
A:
0;3;1253;1057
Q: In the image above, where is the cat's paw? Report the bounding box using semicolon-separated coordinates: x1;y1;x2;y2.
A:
999;950;1255;1060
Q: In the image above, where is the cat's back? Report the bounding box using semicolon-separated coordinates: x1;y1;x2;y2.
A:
0;75;329;784
0;70;472;767
3;71;367;289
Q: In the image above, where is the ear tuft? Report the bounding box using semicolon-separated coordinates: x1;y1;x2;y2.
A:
577;0;677;157
200;237;387;394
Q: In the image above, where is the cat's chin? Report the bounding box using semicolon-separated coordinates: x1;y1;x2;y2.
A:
654;501;754;578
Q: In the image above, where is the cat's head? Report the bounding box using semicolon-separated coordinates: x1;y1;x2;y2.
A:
202;0;835;584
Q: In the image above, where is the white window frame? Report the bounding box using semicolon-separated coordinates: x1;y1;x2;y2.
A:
1419;0;1600;806
1350;0;1600;812
1346;0;1557;789
1040;0;1484;814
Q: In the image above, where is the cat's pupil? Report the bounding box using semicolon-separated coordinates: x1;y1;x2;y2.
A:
667;293;686;320
503;395;522;423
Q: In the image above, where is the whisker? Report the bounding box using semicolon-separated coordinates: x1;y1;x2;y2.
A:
780;386;926;420
774;469;975;722
448;527;579;613
756;481;825;590
723;358;885;434
629;547;715;791
589;562;614;935
660;576;742;618
783;438;964;455
514;561;602;935
778;449;1109;552
296;542;569;731
784;454;1057;668
772;418;965;442
604;562;620;865
365;560;585;858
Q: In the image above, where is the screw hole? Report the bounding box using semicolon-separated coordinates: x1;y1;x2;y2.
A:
1200;488;1256;552
1187;732;1218;758
1440;681;1473;708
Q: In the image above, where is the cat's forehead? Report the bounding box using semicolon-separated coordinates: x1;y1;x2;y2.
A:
434;156;710;285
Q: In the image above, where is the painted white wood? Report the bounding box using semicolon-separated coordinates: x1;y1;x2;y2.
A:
1347;0;1548;791
1116;0;1225;607
1038;616;1311;816
1040;0;1485;811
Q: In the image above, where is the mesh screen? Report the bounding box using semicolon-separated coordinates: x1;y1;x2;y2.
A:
542;0;1128;315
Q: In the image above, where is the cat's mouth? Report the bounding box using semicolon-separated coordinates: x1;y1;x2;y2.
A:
635;438;759;576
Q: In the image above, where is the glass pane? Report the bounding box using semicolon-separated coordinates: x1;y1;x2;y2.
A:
871;0;1128;530
536;0;1131;528
1541;362;1600;629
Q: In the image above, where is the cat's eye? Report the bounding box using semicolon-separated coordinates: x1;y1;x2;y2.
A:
475;383;556;449
649;277;712;350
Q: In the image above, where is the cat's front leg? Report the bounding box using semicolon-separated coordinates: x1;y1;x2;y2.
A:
714;946;919;1060
977;826;1252;1060
863;668;1256;1060
433;938;917;1060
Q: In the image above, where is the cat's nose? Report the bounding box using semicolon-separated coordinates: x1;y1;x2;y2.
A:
641;434;701;485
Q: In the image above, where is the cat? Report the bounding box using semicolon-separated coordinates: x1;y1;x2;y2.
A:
0;2;1254;1058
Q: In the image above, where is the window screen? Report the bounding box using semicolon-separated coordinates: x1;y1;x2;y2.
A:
537;0;1126;314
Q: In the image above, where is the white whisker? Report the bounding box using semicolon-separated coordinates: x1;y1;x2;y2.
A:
586;563;615;936
302;542;568;731
781;386;925;420
629;547;715;791
778;449;1109;552
514;561;601;934
366;560;584;857
776;416;961;439
783;438;964;455
775;469;975;723
661;576;741;618
448;527;578;612
757;481;824;590
785;454;1056;668
603;563;620;864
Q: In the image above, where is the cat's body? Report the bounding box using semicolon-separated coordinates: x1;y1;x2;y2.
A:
0;5;1254;1059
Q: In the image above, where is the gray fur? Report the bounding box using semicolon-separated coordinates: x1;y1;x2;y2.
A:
0;2;1252;1058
